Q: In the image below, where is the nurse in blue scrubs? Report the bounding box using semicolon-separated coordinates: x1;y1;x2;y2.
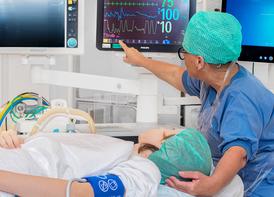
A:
119;11;274;197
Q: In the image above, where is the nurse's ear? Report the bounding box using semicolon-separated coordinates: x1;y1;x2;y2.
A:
195;56;206;71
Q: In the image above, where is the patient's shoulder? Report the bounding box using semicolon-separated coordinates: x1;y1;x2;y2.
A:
112;155;161;181
109;155;161;197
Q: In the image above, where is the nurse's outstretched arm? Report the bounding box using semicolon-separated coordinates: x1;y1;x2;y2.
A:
0;170;94;197
166;146;247;196
119;40;187;92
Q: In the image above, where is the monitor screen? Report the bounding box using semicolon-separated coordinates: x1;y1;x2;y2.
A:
0;0;84;55
96;0;196;52
223;0;274;63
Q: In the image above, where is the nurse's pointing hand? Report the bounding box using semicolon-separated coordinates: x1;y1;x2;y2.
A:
166;171;219;196
119;40;147;66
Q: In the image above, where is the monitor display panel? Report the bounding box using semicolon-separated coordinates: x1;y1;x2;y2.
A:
223;0;274;63
0;0;84;55
96;0;196;52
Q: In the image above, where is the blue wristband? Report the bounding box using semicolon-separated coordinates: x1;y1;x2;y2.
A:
83;174;125;197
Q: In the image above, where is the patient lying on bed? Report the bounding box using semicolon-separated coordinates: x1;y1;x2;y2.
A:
0;132;159;197
0;129;243;197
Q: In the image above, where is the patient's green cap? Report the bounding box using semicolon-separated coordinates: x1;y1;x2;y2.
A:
148;128;212;184
183;11;242;64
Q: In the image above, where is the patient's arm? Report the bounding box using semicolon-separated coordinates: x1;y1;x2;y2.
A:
0;170;93;197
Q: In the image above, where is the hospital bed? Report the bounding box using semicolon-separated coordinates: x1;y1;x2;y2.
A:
0;132;244;197
0;105;243;196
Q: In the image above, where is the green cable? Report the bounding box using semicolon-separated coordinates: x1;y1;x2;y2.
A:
1;93;50;126
11;111;20;119
10;112;18;123
25;106;48;120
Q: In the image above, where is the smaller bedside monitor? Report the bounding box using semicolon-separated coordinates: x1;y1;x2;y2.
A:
0;0;84;55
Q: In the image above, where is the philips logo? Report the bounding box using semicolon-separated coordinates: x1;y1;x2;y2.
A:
140;46;150;50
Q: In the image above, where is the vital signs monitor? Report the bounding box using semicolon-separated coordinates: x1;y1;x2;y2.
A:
96;0;196;52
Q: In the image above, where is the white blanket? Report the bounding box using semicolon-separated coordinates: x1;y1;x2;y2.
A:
0;133;160;197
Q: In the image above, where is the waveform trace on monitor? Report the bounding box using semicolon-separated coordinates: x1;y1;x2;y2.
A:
105;7;158;20
104;1;159;7
104;19;158;36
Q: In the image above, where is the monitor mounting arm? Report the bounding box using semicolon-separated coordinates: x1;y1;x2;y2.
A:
28;56;158;123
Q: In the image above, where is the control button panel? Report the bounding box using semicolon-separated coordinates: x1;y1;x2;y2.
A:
67;0;78;48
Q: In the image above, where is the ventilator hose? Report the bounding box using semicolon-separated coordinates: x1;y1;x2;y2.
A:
30;107;96;136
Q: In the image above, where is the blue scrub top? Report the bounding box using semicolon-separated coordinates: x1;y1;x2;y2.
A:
182;64;274;196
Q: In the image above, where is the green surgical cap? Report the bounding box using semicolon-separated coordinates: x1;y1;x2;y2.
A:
148;128;212;184
183;11;242;64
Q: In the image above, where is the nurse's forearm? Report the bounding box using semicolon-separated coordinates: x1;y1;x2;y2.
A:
141;58;186;92
0;170;94;197
211;146;247;192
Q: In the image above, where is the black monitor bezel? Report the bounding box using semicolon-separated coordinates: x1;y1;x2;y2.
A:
222;0;274;63
96;0;196;52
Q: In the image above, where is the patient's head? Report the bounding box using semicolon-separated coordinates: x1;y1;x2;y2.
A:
136;132;174;158
134;128;178;157
137;143;159;158
137;128;212;184
137;128;178;149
